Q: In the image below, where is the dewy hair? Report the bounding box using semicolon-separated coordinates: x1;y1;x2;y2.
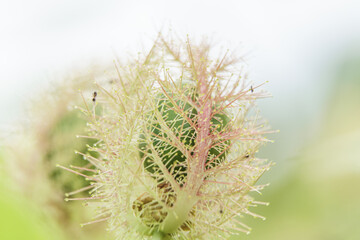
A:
58;35;275;240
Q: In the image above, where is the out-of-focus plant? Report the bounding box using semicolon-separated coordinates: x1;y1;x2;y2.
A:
60;35;274;240
3;66;115;240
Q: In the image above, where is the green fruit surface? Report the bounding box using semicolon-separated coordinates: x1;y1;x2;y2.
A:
139;92;230;182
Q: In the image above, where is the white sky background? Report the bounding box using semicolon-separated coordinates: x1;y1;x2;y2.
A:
1;0;360;163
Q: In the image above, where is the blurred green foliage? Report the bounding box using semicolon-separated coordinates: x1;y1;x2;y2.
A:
0;69;112;240
0;187;64;240
232;53;360;240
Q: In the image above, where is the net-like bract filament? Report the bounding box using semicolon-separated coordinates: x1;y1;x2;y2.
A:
60;35;274;240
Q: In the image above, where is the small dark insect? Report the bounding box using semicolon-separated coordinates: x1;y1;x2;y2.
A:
245;153;250;158
219;209;223;214
250;85;254;93
92;91;97;102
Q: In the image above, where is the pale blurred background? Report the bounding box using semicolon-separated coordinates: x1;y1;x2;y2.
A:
1;1;360;239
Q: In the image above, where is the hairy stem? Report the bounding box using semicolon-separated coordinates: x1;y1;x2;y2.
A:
186;54;212;194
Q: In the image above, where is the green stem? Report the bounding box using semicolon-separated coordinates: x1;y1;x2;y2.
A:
160;191;197;233
151;231;165;240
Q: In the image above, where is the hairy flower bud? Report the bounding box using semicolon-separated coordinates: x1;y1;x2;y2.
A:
61;35;274;240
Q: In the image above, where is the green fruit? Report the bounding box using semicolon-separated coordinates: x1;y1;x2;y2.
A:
139;90;230;183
